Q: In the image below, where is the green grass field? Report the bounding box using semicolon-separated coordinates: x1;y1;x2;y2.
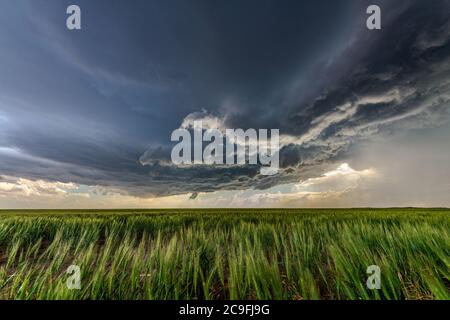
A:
0;209;448;300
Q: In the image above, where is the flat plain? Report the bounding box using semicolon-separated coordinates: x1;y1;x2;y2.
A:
0;208;448;300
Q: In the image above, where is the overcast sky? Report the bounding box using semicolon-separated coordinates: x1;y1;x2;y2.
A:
0;0;449;208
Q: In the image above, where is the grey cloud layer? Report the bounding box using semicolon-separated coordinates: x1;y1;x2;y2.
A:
0;0;449;198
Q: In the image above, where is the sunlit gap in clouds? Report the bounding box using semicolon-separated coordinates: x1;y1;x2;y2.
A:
0;163;378;209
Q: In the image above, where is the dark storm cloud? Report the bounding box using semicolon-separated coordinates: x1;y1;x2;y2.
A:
276;0;450;166
0;0;449;198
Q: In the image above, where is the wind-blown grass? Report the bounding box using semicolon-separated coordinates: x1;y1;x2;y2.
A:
0;209;448;300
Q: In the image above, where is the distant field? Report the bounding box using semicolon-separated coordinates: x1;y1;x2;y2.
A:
0;209;449;300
